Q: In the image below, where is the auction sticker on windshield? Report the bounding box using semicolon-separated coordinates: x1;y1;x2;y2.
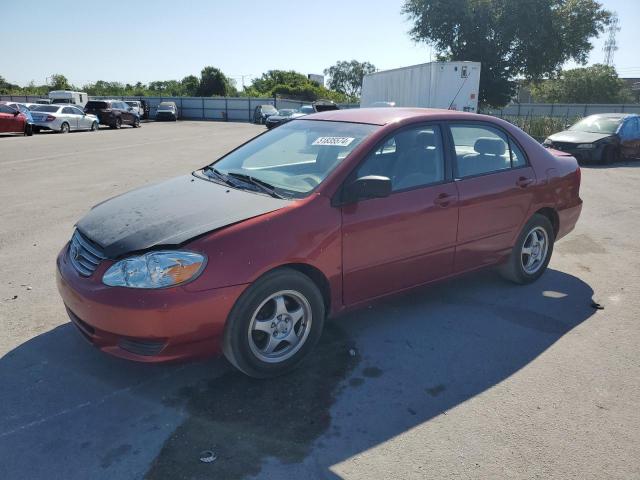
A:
312;137;355;147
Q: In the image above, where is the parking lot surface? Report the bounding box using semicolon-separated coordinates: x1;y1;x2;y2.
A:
1;121;639;479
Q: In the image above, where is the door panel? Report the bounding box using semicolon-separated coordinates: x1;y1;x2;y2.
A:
454;167;536;270
0;112;11;133
61;108;78;129
342;183;459;304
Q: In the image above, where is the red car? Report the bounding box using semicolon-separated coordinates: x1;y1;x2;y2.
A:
56;108;582;377
0;102;31;135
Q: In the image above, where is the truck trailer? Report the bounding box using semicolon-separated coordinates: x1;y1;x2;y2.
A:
360;61;481;112
48;90;89;107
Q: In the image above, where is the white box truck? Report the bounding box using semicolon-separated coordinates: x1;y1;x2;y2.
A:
48;90;89;107
360;61;481;112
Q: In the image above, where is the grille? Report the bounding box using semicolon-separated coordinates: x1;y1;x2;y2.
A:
69;230;107;277
551;142;577;152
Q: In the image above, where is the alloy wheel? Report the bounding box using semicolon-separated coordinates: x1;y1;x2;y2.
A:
521;226;549;275
247;290;312;363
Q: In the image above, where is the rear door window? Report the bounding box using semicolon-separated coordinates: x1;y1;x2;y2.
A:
449;124;527;178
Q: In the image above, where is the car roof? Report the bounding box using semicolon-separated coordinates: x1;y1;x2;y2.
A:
304;107;485;125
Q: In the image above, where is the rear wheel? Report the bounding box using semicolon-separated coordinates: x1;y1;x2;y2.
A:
60;122;70;134
132;117;140;128
25;123;33;136
499;214;554;284
111;117;122;129
223;269;325;378
33;126;41;133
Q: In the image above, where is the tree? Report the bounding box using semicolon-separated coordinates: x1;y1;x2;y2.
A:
530;64;631;103
181;75;200;96
0;75;19;94
250;70;309;94
324;60;376;99
49;73;72;90
402;0;611;107
198;66;233;96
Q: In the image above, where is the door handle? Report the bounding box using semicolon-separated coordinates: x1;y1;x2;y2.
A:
516;177;534;188
434;193;455;207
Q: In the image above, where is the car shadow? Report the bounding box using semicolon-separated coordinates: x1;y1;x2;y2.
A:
580;159;640;169
0;268;596;480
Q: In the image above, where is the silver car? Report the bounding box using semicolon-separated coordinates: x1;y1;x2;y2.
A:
30;105;99;133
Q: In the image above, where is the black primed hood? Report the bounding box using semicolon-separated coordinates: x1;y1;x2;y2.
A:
548;130;615;144
77;174;291;258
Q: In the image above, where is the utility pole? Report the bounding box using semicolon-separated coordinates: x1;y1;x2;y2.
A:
231;75;253;91
604;13;620;67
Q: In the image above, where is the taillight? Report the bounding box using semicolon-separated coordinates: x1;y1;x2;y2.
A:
45;115;56;121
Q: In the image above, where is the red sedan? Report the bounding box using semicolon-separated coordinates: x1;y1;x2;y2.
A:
56;108;582;377
0;102;30;135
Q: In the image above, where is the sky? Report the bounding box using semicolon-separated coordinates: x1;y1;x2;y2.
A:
2;0;639;88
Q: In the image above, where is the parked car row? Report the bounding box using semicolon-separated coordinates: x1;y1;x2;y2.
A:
0;99;181;136
255;101;340;129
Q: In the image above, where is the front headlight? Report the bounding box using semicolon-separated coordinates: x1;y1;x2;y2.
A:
576;143;595;149
102;251;206;288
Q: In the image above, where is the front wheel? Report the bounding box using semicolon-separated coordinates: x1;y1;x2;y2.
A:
223;269;325;378
499;214;554;284
132;117;140;128
59;122;70;134
90;121;99;131
25;123;33;136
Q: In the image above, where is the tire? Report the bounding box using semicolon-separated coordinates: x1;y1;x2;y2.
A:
111;117;122;129
25;123;33;136
223;268;325;378
132;117;140;128
601;145;618;165
33;126;41;133
499;214;554;284
60;122;70;134
90;121;99;131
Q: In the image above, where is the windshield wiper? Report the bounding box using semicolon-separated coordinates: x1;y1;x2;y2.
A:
226;172;285;199
202;166;233;185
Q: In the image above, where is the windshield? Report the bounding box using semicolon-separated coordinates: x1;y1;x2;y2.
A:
262;105;277;112
278;109;296;117
31;105;60;112
569;115;623;134
206;120;377;198
300;106;314;114
125;101;139;107
158;103;174;110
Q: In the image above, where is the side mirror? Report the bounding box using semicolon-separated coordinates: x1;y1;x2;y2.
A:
13;110;20;116
336;175;392;206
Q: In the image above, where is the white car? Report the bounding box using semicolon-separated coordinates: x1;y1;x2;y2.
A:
30;105;99;133
125;101;143;117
